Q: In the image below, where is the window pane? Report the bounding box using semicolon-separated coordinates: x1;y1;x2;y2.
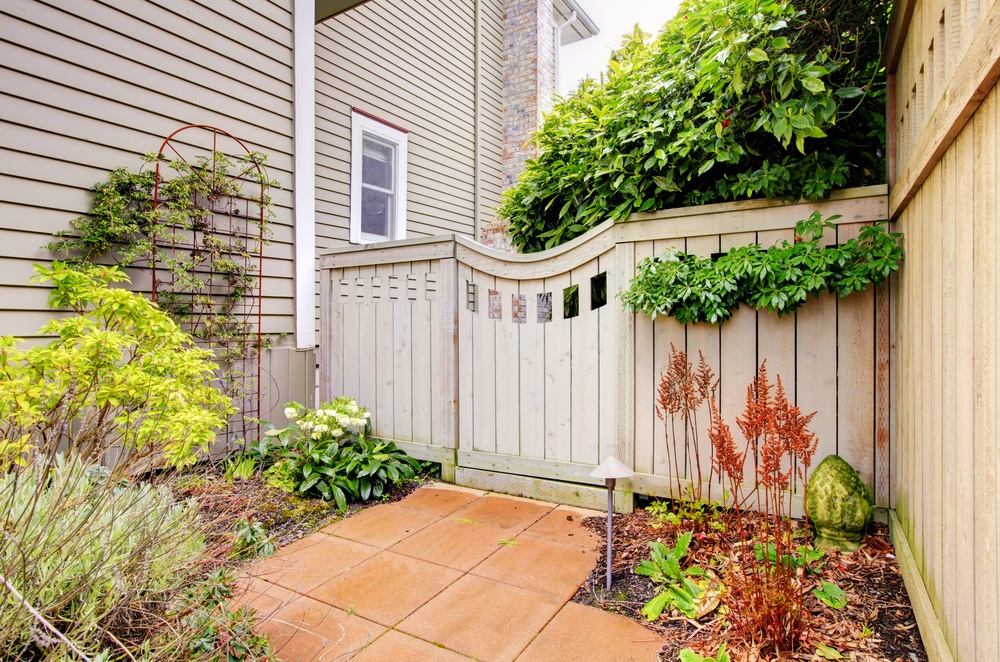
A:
361;187;392;237
362;135;394;190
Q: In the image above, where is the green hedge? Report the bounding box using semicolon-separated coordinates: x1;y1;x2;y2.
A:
499;0;888;252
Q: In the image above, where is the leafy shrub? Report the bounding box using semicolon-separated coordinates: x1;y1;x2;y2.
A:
261;399;421;510
0;263;234;470
635;531;722;620
619;213;903;324
499;0;888;252
0;456;272;660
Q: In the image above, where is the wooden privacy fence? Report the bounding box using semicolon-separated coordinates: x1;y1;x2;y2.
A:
319;186;890;511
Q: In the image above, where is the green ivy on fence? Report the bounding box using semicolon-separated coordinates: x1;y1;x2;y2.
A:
618;212;903;324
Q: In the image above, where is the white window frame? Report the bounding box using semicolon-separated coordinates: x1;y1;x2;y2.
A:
350;110;408;244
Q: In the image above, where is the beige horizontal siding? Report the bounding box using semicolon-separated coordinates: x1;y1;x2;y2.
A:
314;0;504;251
0;0;296;341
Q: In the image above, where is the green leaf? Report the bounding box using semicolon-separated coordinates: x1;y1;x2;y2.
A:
815;643;844;659
641;591;671;621
813;581;848;609
801;76;826;94
747;47;769;62
697;160;715;176
835;86;863;98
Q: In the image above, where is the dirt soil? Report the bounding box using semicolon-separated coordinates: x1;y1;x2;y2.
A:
572;506;927;662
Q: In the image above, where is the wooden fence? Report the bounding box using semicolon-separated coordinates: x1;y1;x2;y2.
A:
885;0;1000;658
318;186;888;512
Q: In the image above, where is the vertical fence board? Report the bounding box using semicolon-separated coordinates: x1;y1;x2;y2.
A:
571;258;600;466
836;224;876;492
519;277;546;459
413;261;434;446
428;264;443;449
357;265;378;415
327;270;344;397
494;276;521;457
457;263;474;450
951;91;977;662
596;251;620;463
927;163;944;609
939;141;958;648
544;271;573;462
719;232;761;488
651;239;688;489
795;291;838;484
684;236;721;491
633;241;656;475
375;264;394;439
471;270;497;453
392;262;413;442
342;266;361;402
973;87;999;659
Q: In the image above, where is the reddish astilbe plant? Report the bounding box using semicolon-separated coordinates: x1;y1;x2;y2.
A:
656;345;717;501
708;360;819;655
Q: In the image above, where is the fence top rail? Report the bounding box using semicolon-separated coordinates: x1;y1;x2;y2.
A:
318;186;888;274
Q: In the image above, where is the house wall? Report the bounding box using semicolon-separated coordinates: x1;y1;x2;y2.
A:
0;0;298;342
887;0;1000;658
313;0;504;251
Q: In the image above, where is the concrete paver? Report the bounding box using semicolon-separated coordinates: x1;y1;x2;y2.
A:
516;600;666;662
470;532;599;600
307;550;462;626
396;574;564;662
239;483;663;661
330;502;441;548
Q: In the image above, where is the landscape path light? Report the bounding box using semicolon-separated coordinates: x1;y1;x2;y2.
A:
590;456;635;591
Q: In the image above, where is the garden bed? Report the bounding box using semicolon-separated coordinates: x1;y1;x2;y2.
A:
572;506;927;662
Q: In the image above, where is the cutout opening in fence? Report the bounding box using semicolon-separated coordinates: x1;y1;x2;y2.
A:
466;281;478;312
537;292;553;323
512;294;527;323
591;272;607;310
563;285;579;319
488;289;502;319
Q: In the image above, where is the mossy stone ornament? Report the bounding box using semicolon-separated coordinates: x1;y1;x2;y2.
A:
806;455;874;551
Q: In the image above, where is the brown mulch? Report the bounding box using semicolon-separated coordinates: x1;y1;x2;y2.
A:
572;506;927;662
164;463;432;551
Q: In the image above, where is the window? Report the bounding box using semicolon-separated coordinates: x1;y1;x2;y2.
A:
350;110;408;243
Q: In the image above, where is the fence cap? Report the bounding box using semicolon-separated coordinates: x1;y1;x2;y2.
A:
590;456;635;480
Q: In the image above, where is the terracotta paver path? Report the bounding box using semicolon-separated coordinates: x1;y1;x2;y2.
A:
238;483;663;661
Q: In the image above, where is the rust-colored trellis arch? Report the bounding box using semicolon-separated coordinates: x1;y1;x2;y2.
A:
151;124;267;444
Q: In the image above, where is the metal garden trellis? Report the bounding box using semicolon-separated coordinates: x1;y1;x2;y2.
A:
151;124;267;444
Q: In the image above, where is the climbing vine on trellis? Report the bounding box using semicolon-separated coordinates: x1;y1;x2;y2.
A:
48;128;279;439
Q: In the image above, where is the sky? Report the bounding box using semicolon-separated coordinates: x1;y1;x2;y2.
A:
558;0;683;96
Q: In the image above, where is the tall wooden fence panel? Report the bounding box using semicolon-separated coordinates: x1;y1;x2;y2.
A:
886;0;1000;657
318;187;888;511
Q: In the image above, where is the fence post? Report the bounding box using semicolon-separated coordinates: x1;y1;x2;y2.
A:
614;240;636;512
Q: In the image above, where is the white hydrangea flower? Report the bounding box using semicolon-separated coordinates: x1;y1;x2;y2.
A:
332;428;343;437
284;406;298;419
313;424;328;434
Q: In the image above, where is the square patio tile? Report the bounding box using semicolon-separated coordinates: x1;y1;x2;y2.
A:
515;600;664;662
470;533;599;600
307;550;462;626
397;574;564;662
389;516;510;571
253;533;379;593
523;506;603;548
351;629;473;661
331;503;440;548
396;485;481;516
448;494;554;533
238;580;386;660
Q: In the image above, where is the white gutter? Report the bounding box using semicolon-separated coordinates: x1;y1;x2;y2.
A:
293;0;317;349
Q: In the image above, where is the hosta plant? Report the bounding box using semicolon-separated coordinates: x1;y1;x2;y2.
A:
261;398;420;510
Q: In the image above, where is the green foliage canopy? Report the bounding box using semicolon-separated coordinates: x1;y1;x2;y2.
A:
499;0;888;252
